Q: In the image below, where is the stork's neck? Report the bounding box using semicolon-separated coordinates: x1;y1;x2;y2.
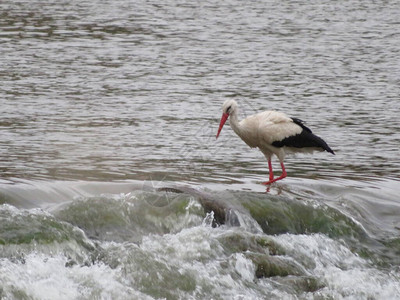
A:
228;108;258;148
229;110;243;137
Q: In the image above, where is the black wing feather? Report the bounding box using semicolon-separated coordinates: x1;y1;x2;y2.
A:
271;117;335;154
291;118;312;133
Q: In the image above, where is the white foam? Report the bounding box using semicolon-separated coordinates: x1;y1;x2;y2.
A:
274;233;400;299
234;253;256;282
135;225;285;299
2;204;399;299
0;253;152;300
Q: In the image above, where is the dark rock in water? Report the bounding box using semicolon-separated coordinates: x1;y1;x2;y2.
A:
156;187;185;194
0;206;99;266
241;195;370;240
273;276;324;293
216;230;285;256
212;227;322;293
245;253;306;278
157;186;243;227
255;236;286;256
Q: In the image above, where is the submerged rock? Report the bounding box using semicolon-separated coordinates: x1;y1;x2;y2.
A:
273;275;324;293
157;186;243;227
216;230;285;256
0;204;98;265
245;252;306;278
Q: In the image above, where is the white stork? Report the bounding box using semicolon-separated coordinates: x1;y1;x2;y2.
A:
216;100;334;184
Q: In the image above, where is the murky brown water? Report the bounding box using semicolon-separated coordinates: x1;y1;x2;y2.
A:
1;0;399;184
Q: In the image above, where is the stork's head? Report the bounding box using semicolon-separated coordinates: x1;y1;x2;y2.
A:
216;100;238;139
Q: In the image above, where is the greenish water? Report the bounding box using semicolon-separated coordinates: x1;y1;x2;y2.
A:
1;179;400;299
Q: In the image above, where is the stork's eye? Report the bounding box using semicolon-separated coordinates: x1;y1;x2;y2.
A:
226;106;232;113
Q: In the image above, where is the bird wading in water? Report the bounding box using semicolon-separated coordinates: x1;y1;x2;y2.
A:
216;100;335;184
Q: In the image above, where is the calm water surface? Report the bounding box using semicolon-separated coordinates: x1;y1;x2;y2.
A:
1;0;400;299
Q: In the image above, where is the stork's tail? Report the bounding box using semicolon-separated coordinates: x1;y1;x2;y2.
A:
272;117;335;154
315;134;335;155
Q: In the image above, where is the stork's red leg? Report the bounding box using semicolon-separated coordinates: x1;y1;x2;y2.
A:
268;159;274;181
262;159;274;185
274;162;287;182
262;162;287;185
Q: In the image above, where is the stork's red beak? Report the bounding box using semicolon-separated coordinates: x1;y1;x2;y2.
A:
216;113;229;139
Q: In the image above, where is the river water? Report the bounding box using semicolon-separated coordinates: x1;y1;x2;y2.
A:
1;0;400;299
